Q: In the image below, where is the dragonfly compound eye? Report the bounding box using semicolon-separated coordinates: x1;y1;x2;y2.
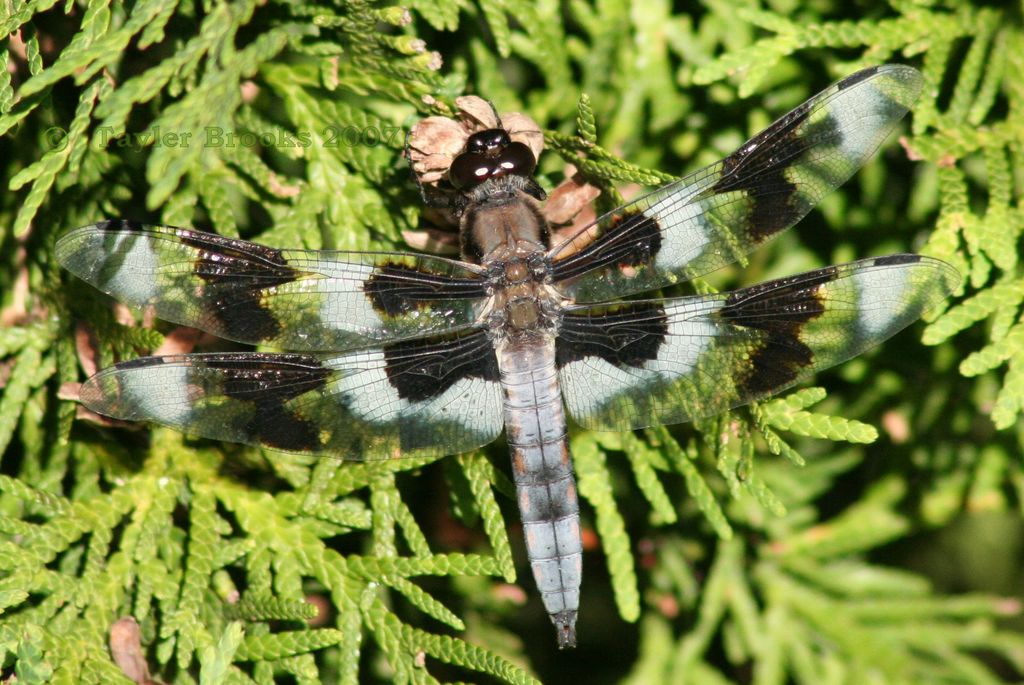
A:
449;140;537;190
494;141;536;177
465;128;511;155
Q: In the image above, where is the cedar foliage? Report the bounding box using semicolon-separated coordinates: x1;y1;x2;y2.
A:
1;0;1023;683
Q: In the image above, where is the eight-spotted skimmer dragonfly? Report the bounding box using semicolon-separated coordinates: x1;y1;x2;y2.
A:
58;64;957;649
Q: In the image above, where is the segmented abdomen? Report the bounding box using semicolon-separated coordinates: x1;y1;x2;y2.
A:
496;335;581;649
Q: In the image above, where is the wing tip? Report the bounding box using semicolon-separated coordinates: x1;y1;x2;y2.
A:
918;255;961;296
833;63;923;114
78;369;123;420
874;63;925;105
878;253;961;299
55;219;143;268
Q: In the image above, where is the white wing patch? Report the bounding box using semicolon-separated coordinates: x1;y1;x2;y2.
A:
89;362;194;426
559;305;720;428
648;306;721;374
648;191;714;278
326;349;505;435
850;263;914;336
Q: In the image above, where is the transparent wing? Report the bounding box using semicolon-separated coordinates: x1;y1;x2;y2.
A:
80;329;505;459
557;255;958;430
57;221;490;352
548;65;924;302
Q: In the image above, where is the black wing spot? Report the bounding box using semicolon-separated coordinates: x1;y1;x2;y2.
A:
211;353;330;402
605;211;663;267
382;329;497;402
178;232;302;342
713;102;813;241
364;263;486;317
556;302;668;368
206;353;330;452
178;231;296;282
552;211;662;282
249;403;323;451
719;267;835;394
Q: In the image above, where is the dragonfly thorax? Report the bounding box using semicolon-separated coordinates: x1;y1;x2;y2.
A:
460;181;550;263
484;256;562;338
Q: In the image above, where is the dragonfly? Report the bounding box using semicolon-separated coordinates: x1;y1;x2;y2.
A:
57;64;957;649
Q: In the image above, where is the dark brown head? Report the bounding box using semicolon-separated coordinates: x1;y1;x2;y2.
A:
448;128;538;191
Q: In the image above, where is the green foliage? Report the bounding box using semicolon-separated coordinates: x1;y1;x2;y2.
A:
1;0;1023;683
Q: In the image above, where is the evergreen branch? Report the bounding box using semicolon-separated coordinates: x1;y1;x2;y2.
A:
457;453;516;583
366;590;541;684
199;621;244;683
0;332;54;457
760;402;878;444
768;483;911;559
991;356;1024;429
227;595;320;622
369;470;399;555
9;77;107;237
960;322;1024;377
574;432;641;623
575;93;597;146
652;427;733;539
235;626;344;660
381;574;465;630
411;0;460;31
619;431;678;525
393;492;432;558
344;553;507;579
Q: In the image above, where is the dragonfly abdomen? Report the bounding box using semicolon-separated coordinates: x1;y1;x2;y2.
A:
497;336;582;649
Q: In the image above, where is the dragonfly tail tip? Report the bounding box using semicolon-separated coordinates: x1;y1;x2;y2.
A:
552;611;577;649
